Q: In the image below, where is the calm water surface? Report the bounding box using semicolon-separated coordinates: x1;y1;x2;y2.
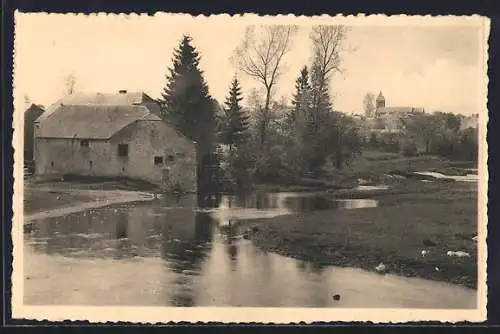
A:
24;192;477;308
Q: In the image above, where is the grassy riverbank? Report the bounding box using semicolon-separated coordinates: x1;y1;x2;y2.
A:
253;151;477;192
248;179;478;289
24;178;157;216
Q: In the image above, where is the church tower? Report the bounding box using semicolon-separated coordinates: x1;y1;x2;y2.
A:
376;91;386;109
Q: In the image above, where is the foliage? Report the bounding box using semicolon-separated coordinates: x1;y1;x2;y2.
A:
219;76;250;149
401;141;418;157
403;111;478;161
363;93;375;118
221;25;359;186
159;35;216;144
159;35;218;195
287;66;312;135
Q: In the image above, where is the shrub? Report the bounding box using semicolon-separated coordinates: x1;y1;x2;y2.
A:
401;142;418;157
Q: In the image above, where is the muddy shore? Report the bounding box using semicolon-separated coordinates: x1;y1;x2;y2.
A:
23;181;157;223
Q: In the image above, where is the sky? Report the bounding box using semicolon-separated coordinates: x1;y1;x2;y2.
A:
14;13;489;116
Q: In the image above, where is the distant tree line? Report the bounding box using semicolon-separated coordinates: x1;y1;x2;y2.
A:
366;111;478;161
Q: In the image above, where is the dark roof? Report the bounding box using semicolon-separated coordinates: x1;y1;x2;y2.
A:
36;104;161;139
376;107;424;115
36;91;162;123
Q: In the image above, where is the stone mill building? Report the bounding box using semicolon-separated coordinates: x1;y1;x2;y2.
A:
32;90;197;193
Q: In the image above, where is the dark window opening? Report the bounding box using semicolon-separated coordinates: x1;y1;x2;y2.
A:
80;140;89;147
50;161;54;167
122;167;125;172
167;155;174;162
118;144;129;157
154;156;164;165
175;152;185;158
89;161;93;168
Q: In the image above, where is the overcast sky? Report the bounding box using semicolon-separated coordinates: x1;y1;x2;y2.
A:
14;13;488;115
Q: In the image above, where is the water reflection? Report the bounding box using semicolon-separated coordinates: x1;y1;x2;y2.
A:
24;191;476;308
115;212;134;259
205;192;379;222
414;171;479;182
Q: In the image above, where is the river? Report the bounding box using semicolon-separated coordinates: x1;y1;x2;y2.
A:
23;192;477;308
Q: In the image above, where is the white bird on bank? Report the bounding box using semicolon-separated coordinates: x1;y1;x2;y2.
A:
375;262;386;273
447;251;471;258
472;236;478;243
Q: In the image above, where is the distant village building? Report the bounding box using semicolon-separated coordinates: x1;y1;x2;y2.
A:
33;90;196;193
460;113;479;131
360;92;425;140
24;104;45;162
374;91;424;121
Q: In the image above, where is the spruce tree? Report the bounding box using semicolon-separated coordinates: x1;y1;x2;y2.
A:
310;63;332;124
160;35;215;144
221;76;249;150
290;66;312;131
291;66;311;110
160;35;217;197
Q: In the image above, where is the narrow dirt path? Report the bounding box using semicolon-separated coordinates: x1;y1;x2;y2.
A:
23;187;157;223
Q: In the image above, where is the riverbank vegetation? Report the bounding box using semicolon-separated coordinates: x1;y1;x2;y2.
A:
248;179;478;289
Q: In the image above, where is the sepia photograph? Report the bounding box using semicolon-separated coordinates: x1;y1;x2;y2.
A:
11;13;489;323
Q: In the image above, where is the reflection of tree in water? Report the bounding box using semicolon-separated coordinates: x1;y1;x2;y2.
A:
197;191;222;209
217;218;241;271
227;241;238;272
296;260;308;272
29;210;95;257
194;212;213;243
160;211;214;307
161;214;212;272
295;260;326;275
170;291;195;307
114;211;134;259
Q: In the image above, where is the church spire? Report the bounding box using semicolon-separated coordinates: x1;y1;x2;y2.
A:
376;91;385;109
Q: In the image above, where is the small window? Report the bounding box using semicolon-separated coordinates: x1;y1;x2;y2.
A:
117;144;129;157
50;161;54;167
175;152;185;159
167;155;174;162
89;161;93;168
80;140;89;147
154;156;163;165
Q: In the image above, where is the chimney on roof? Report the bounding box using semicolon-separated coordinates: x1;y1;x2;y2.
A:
119;90;127;94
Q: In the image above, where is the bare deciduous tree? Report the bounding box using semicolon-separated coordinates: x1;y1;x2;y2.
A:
310;25;347;115
64;72;77;95
233;25;298;146
363;92;375;118
23;94;32;108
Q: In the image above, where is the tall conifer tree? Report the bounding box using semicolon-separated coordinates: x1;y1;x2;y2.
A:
221;76;249;150
159;35;217;197
160;35;215;144
290;66;312;129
